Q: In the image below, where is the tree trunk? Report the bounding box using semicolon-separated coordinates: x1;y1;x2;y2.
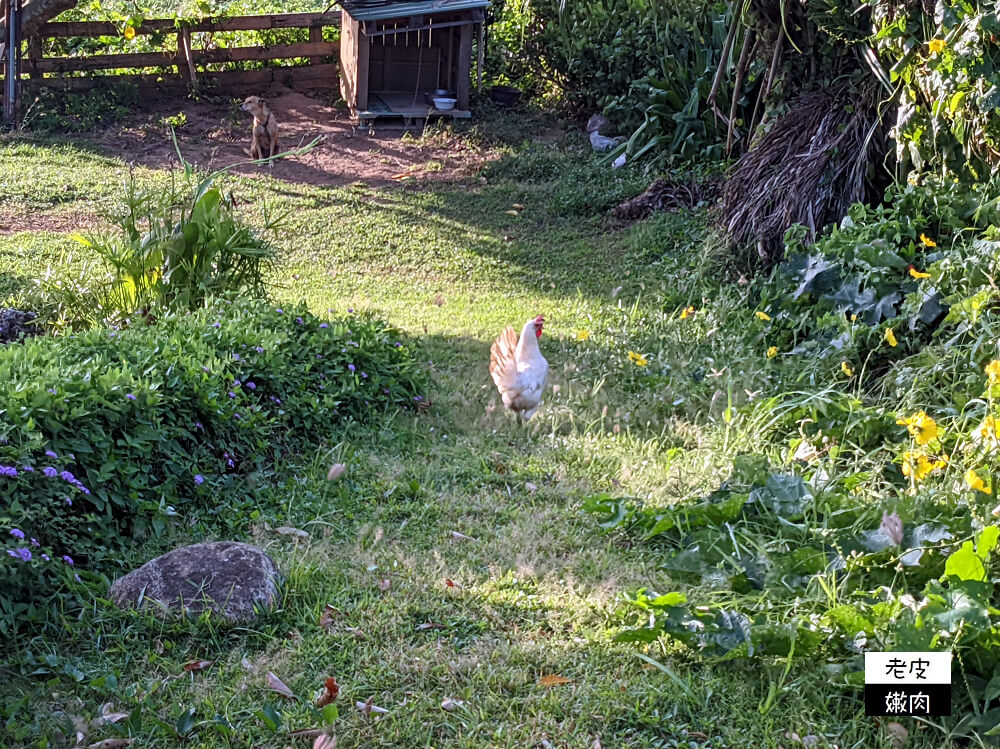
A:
21;0;79;38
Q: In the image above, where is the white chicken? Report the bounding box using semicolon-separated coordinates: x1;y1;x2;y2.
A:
489;315;549;422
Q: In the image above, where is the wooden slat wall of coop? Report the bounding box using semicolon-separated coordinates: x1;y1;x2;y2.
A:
339;10;369;112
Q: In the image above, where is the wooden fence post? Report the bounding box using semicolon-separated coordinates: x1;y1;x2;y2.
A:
3;0;21;123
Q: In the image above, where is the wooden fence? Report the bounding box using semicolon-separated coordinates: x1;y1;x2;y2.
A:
1;10;341;116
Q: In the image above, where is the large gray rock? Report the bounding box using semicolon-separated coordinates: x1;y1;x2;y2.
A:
109;541;280;620
0;308;38;344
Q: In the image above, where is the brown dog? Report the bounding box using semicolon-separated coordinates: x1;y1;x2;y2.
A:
240;96;279;166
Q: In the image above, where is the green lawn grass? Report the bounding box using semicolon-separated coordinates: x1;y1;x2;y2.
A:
0;123;908;748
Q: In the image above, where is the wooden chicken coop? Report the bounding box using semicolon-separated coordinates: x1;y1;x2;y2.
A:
339;0;487;126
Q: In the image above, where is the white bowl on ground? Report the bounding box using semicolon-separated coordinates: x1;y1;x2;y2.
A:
432;97;457;111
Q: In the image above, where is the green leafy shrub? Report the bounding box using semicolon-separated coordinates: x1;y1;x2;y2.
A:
36;159;281;329
0;298;425;637
755;174;1000;382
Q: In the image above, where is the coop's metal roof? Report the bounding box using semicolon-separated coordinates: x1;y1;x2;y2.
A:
339;0;488;21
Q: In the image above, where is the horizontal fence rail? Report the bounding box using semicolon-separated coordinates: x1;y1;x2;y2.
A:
1;11;342;99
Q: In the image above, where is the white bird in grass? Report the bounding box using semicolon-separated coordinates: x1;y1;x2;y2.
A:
489;314;549;423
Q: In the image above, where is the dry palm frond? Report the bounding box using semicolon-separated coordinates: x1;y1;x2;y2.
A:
612;177;718;223
720;81;887;265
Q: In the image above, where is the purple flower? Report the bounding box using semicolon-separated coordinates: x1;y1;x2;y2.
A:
45;450;58;459
394;342;402;348
227;458;235;468
233;380;241;388
348;307;354;314
62;555;73;566
195;421;203;431
78;486;90;496
30;538;39;547
65;496;72;506
202;366;210;373
212;322;221;328
42;467;57;478
59;471;74;482
126;393;137;401
22;465;33;473
276;308;284;314
233;354;241;361
361;372;368;378
41;553;50;561
47;388;57;395
9;528;24;539
319;323;329;329
194;474;204;486
348;364;356;373
317;354;323;359
228;391;237;398
0;466;17;478
383;389;391;394
254;346;264;353
14;548;31;562
246;382;256;390
74;573;81;583
234;413;242;420
414;396;423;402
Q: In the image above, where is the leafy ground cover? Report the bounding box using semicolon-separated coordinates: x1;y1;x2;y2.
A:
0;110;966;748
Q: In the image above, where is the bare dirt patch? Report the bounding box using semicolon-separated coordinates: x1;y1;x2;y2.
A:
90;89;501;189
0;205;104;236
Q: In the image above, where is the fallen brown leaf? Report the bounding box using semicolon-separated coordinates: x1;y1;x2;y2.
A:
505;209;519;216
183;659;213;672
288;728;325;738
274;526;309;538
445;579;463;590
327;463;347;481
377;578;391;592
538;674;572;688
319;604;338;629
525;482;538;492
313;735;338;749
345;626;368;640
87;741;132;749
356;697;390;716
440;697;466;711
611;285;623;298
512;203;525;210
266;671;297;699
315;677;340;708
416;621;444;631
886;721;908;749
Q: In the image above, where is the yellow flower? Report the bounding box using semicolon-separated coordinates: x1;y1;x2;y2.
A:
919;233;937;248
909;267;931;279
974;415;1000;450
927;39;946;54
966;468;992;494
884;327;897;347
902;451;947;482
896;410;939;445
841;361;854;377
575;329;591;341
627;351;648;367
679;306;695;320
986;360;1000;384
766;346;778;359
123;25;136;40
755;311;771;321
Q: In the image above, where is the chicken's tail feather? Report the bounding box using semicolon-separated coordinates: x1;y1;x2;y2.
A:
489;326;519;391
